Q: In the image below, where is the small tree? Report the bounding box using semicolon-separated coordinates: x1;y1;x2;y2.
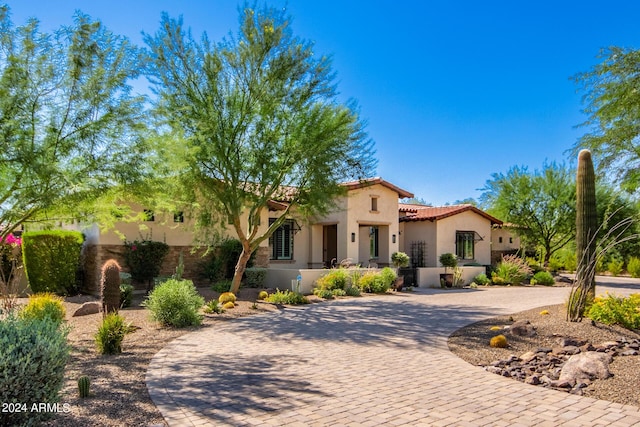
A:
439;253;457;273
391;252;410;268
123;240;169;291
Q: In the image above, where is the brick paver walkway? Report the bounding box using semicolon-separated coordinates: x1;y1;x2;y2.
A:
147;280;640;426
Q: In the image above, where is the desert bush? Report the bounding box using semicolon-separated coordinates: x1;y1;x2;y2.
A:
265;290;309;305
203;239;255;281
380;267;397;287
123;239;169;287
21;230;84;295
313;288;334;299
18;292;66;325
211;280;232;293
244;267;267;287
95;312;132;354
120;284;134;308
332;288;347;297
345;286;361;297
489;334;508;348
530;271;555;286
472;273;490;286
492;254;532;285
144;279;204;327
315;269;350;291
607;258;625;277
203;299;225;314
587;293;640;330
358;271;390;293
549;249;577;272
218;292;237;304
0;316;69;426
628;257;640;278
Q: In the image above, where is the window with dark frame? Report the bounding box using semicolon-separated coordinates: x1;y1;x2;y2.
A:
369;226;379;258
270;219;294;260
371;197;378;212
456;231;475;260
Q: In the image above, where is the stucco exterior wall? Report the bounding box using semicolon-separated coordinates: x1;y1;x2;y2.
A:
401;220;437;267
491;227;521;252
436;211;492;265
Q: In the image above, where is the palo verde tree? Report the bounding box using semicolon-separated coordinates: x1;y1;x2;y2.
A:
145;5;377;294
479;162;576;266
572;47;640;195
0;7;148;240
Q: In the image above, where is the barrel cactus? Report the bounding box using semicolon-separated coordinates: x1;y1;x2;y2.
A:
78;375;90;398
101;259;122;314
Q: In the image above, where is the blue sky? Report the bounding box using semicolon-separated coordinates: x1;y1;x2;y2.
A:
6;1;640;205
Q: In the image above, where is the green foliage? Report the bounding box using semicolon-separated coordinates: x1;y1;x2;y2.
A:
379;267;397;287
101;259;122;314
18;292;66;326
315;269;350;291
358;271;391;294
265;290;310;305
439;253;458;270
211;280;232;293
95;312;131;355
203;299;225;314
490;334;508;348
0;8;148;240
607;258;625;276
78;376;91;398
120;284;134;308
549;248;577;272
345;286;361;297
218;292;237;304
0;316;69;426
391;251;410;268
145;5;377;296
144;279;204;327
628;257;640;278
244;267;266;288
492;255;532;285
587;293;640;330
203;239;255;282
566;287;594;320
472;273;490;286
123;239;169;286
21;230;83;295
530;271;555;286
480;163;576;265
313;288;334;299
572;47;640;193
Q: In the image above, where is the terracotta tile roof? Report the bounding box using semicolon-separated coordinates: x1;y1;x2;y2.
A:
399;204;503;225
341;177;414;199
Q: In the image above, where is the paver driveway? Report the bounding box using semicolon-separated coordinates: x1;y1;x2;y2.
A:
147;279;640;426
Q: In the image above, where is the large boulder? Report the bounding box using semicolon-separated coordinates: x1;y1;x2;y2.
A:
559;351;612;382
72;301;101;317
509;320;536;337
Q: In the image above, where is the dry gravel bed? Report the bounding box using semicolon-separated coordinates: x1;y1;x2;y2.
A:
448;303;640;406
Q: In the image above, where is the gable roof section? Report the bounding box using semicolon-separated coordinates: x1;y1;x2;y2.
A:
341;177;414;199
399;204;503;225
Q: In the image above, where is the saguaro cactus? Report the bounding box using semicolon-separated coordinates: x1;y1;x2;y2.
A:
101;259;122;314
568;149;597;321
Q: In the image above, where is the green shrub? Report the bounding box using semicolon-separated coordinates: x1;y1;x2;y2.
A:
203;299;225;314
472;273;490;286
531;271;555;286
265;290;309;305
218;292;236;304
211;280;232;293
391;251;410;268
331;288;347;297
120;284;134;308
21;230;84;295
587;293;640;330
607;258;624;277
244;268;267;287
203;239;255;281
492;254;532;285
144;279;204;327
0;316;69;426
345;286;361;297
358;271;390;293
95;312;132;355
628;257;640;278
549;249;577;272
379;267;397;287
315;269;350;291
313;288;334;299
18;292;66;325
123;239;169;287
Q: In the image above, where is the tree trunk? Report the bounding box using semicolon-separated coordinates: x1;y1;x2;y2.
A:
230;240;253;295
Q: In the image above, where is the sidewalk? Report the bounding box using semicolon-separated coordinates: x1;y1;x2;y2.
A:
147;284;640;426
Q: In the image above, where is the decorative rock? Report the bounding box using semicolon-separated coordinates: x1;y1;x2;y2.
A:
620;350;639;356
509;320;537;337
559;352;612;382
557;337;587;347
520;351;537;363
72;302;101;317
553;345;580;355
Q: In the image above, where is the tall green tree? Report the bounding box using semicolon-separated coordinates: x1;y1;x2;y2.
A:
145;5;377;294
480;163;576;265
0;7;148;239
572;47;640;194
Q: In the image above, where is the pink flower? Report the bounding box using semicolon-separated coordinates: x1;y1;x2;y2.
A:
2;234;21;246
131;245;137;251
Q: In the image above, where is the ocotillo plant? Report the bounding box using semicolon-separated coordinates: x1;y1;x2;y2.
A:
101;259;122;314
568;149;597;321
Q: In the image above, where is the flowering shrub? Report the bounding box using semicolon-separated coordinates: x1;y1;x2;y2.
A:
123;239;169;287
587;293;640;330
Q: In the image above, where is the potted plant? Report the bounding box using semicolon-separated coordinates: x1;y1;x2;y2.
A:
391;252;410;290
439;253;457;288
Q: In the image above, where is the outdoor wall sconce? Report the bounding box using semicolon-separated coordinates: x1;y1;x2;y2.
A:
392;234;396;244
351;232;356;242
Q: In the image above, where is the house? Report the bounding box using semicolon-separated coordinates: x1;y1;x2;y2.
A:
80;177;413;293
398;204;503;267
